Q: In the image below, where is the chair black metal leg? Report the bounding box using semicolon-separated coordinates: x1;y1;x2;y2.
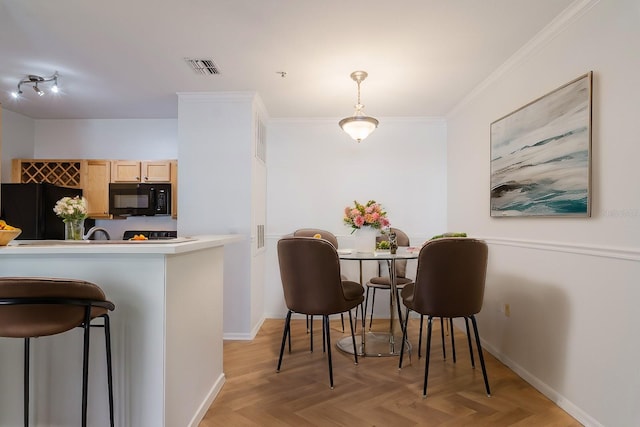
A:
440;317;446;359
277;310;292;372
324;316;334;389
369;288;377;329
322;318;326;353
102;314;115;427
450;318;456;363
464;317;475;368
348;310;358;365
352;307;357;332
424;316;434;397
353;303;364;332
418;315;424;358
24;337;30;427
310;315;314;353
81;308;92;427
398;307;410;369
470;315;491;396
341;313;345;332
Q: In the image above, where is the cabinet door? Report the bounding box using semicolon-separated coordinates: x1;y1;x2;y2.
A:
111;161;142;182
84;160;111;218
170;161;178;219
142;161;172;182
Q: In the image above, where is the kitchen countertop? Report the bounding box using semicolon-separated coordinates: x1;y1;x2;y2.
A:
0;233;242;426
0;234;243;255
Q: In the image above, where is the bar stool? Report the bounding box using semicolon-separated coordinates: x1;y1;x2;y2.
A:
0;277;116;427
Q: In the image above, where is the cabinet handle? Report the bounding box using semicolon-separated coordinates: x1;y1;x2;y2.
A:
144;176;148;181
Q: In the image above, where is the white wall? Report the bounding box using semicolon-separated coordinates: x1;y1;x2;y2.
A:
446;1;640;426
1;109;35;182
33;119;178;160
178;92;254;337
264;117;448;318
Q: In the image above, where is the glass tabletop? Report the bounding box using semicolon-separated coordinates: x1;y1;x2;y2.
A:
337;247;419;261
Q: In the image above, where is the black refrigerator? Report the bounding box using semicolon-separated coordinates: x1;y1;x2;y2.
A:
0;183;94;240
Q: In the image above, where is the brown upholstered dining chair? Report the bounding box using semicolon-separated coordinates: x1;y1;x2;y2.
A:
0;277;116;427
276;237;364;389
292;228;350;349
398;238;491;397
365;227;413;329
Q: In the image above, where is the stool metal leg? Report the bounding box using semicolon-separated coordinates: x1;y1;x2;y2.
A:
81;307;91;427
102;314;115;427
24;337;30;427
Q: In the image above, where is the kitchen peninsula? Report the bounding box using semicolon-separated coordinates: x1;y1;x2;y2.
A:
0;234;242;427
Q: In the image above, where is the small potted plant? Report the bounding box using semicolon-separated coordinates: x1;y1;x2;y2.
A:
376;240;391;251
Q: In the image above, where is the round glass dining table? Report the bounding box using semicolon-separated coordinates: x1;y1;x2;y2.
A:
337;248;418;357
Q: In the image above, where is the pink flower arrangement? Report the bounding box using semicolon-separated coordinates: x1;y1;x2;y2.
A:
343;200;390;233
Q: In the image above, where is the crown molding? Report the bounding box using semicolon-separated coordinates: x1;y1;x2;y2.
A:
446;0;600;119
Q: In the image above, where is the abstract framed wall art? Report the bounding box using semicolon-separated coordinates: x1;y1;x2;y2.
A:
490;71;592;217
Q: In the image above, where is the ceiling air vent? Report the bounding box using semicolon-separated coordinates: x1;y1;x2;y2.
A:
184;58;220;75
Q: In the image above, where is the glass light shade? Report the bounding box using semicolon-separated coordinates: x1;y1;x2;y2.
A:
339;115;379;142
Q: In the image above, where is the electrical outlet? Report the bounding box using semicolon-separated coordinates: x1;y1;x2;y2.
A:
504;303;511;317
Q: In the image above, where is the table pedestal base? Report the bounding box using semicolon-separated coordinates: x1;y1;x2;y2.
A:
336;332;411;357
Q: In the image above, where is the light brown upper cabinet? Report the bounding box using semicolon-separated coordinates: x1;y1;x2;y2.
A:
111;160;172;183
83;160;111;218
143;161;172;182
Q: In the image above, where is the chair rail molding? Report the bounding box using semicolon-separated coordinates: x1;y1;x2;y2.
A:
484;236;640;262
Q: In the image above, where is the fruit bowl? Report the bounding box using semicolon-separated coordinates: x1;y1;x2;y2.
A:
0;228;22;246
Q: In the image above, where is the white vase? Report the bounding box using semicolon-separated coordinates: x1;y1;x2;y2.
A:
354;226;378;253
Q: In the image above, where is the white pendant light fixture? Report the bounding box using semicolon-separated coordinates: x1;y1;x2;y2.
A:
339;71;379;143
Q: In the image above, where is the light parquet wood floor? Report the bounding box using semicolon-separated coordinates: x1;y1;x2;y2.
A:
200;318;581;426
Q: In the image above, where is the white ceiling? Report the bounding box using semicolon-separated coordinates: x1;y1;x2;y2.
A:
0;0;574;120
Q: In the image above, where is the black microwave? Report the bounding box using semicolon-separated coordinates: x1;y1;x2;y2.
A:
109;183;171;216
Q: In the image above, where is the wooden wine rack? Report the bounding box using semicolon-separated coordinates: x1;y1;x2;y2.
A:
12;159;83;188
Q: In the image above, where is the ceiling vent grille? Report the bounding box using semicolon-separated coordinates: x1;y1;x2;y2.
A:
184;58;220;75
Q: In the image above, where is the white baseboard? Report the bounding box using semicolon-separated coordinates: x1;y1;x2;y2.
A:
223;316;266;341
187;373;226;427
480;339;602;427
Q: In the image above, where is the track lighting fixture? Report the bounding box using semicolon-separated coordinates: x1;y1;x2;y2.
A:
11;73;59;99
